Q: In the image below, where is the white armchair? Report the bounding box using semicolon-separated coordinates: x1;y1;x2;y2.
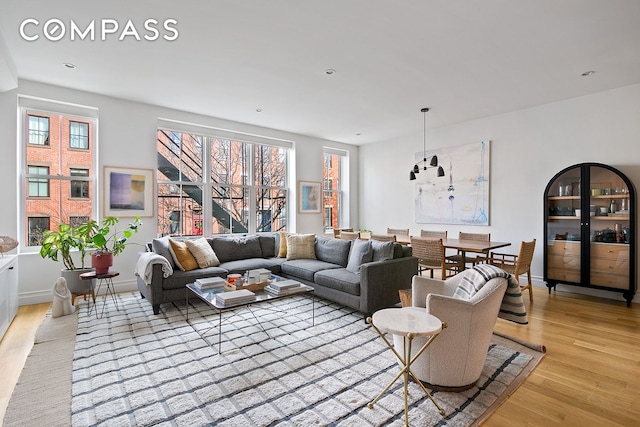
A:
395;271;508;391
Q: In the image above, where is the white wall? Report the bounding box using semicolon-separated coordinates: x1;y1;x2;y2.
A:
360;83;640;303
0;79;358;305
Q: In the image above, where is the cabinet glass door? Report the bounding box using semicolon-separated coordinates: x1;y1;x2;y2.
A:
546;166;581;284
588;165;631;289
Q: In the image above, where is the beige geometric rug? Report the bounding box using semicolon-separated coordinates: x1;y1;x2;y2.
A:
4;292;545;426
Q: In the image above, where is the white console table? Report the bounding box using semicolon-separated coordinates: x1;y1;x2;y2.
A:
0;255;18;340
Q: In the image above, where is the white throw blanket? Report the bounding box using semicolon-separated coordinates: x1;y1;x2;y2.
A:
135;252;174;285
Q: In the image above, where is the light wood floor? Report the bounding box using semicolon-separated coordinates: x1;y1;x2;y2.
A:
1;287;639;426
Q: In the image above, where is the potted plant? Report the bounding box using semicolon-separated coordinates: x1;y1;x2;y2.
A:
39;223;93;295
76;216;143;274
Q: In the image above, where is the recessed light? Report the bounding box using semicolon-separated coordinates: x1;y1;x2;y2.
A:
356;133;361;136
581;70;595;77
324;69;336;75
256;108;262;113
63;63;77;69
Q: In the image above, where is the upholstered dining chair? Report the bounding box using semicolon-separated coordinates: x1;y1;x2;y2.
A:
420;230;447;239
370;233;396;242
387;227;410;237
410;236;462;279
447;232;491;267
398;270;508;391
339;231;360;240
485;239;536;302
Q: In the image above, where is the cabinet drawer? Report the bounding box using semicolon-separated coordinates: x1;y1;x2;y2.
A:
590;244;629;260
548;254;580;270
590;272;628;290
548;241;581;256
591;258;629;273
548;268;581;283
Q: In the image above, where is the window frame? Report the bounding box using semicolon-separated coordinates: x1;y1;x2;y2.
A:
19;99;98;253
156;125;290;237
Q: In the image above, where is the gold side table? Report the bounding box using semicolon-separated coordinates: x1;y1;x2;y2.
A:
367;307;446;426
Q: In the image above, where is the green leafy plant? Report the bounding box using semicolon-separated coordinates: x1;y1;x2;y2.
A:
75;216;143;256
39;223;88;270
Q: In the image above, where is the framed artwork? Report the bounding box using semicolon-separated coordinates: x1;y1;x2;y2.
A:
103;166;155;217
298;181;321;213
414;141;490;225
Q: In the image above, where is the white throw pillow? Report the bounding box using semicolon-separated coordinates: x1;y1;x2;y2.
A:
185;237;220;268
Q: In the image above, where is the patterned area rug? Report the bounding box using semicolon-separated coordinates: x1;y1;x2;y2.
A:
71;292;543;426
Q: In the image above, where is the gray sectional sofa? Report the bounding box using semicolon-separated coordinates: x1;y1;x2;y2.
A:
136;233;418;317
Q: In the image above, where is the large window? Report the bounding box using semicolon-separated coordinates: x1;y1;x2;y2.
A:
322;149;348;231
157;127;289;236
22;107;95;247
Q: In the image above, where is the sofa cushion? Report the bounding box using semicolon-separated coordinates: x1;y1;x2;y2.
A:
346;239;373;273
371;240;395;262
280;259;341;282
209;235;263;263
393;243;405;259
286;234;317;260
168;239;199;271
185;237;220;268
315;235;351;267
314;268;361;296
162;267;229;290
218;257;284;275
152;236;175;269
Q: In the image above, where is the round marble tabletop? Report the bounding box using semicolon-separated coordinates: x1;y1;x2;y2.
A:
371;307;442;337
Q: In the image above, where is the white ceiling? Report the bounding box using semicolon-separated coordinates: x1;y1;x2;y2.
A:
2;0;640;145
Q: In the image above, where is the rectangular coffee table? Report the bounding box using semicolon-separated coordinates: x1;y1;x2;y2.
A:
186;274;314;353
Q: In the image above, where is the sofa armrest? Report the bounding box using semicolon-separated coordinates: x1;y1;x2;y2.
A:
136;263;167;314
359;256;418;315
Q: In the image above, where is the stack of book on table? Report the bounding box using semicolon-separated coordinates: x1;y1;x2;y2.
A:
194;276;227;290
265;279;306;295
214;289;256;307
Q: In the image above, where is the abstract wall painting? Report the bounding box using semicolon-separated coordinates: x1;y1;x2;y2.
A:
414;141;490;225
104;166;155;217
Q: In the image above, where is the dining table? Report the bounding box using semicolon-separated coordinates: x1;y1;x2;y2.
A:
440;238;511;269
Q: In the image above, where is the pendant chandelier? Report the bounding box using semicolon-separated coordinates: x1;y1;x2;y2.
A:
409;107;445;180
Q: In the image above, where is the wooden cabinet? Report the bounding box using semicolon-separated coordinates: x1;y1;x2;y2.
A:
544;163;636;306
0;255;18;340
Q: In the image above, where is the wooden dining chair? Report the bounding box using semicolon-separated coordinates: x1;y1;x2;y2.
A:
339;231;360;240
410;236;462;279
420;230;448;239
333;228;353;238
486;239;536;302
387;228;410;237
370;233;396;242
447;232;491;267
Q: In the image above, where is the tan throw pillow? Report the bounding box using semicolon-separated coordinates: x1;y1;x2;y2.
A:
286;233;317;260
168;239;199;271
278;231;290;258
185;237;220;268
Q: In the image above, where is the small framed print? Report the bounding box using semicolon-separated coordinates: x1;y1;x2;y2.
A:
103;166;155;217
298;181;321;214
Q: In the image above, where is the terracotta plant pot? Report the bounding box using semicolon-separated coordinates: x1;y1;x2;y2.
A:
91;252;113;275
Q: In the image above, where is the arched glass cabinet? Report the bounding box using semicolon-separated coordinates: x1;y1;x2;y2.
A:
544;163;636;306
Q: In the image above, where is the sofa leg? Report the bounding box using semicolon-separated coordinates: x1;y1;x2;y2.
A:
153;304;160;315
140;292;146;299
